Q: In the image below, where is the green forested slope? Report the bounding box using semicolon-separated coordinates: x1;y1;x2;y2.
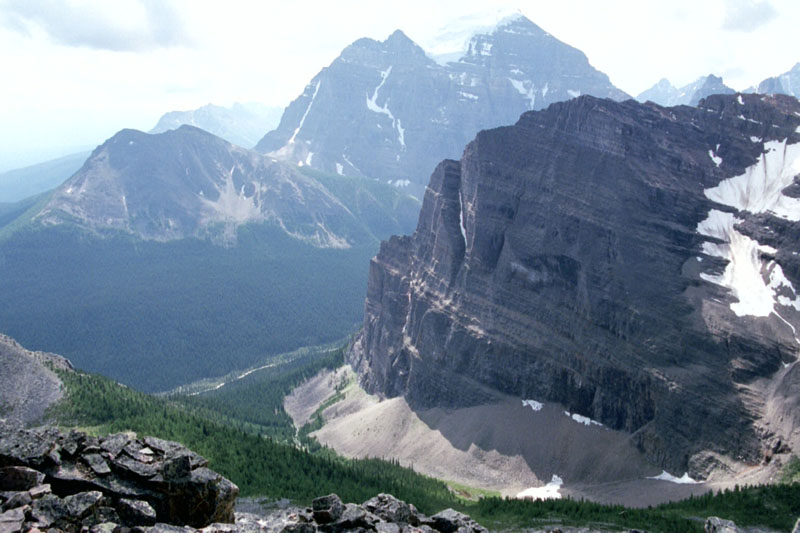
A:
0;223;374;391
50;360;800;533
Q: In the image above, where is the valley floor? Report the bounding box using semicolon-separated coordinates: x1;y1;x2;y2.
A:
286;366;785;508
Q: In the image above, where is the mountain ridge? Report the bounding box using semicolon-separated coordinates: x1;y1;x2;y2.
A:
636;74;735;106
31;125;417;248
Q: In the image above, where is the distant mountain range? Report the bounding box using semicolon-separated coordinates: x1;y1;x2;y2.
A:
256;14;629;194
0;151;89;203
636;74;735;106
150;102;283;148
751;62;800;97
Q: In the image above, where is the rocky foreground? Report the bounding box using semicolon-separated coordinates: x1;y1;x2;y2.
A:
1;426;794;533
0;426;490;533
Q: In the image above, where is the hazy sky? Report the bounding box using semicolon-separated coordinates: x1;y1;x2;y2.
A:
1;0;798;171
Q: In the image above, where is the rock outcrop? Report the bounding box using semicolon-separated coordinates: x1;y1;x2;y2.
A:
0;426;237;529
351;93;800;475
275;493;487;533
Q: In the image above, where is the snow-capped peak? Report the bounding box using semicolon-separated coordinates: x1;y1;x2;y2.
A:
423;8;528;65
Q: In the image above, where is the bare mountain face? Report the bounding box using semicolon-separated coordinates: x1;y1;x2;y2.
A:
36;126;415;248
636;75;735;107
255;15;628;193
350;93;800;477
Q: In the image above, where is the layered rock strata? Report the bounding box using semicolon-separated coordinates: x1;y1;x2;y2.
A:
351;93;800;474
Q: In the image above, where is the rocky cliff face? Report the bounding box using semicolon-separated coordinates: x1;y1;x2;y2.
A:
351;93;800;474
255;15;627;191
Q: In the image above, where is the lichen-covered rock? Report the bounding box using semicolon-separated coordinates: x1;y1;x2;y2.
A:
429;509;487;533
312;494;345;524
363;493;413;524
279;493;488;533
118;498;157;527
0;426;238;529
0;466;44;491
705;516;740;532
0;506;26;533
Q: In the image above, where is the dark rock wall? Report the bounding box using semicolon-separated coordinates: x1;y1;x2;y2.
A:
352;94;800;473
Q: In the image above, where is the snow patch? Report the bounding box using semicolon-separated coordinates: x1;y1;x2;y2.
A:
564;411;603;427
737;95;744;105
289;80;321;144
366;66;406;148
567;89;581;98
516;475;563;500
508;78;536;109
458;91;479;100
705;140;800;220
697;140;800;317
647;471;700;484
459;192;467;244
306;152;314;166
709;150;722;167
522;399;543;412
697;213;800;317
750;136;761;143
342;154;359;173
542;83;549;99
335;163;344;175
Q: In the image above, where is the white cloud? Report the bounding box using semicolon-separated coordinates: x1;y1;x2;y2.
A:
722;0;778;32
0;0;799;171
0;0;189;51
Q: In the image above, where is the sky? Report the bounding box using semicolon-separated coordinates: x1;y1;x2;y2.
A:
0;0;798;172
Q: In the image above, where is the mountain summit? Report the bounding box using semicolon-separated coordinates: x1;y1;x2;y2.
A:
36;126;401;247
256;15;628;192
